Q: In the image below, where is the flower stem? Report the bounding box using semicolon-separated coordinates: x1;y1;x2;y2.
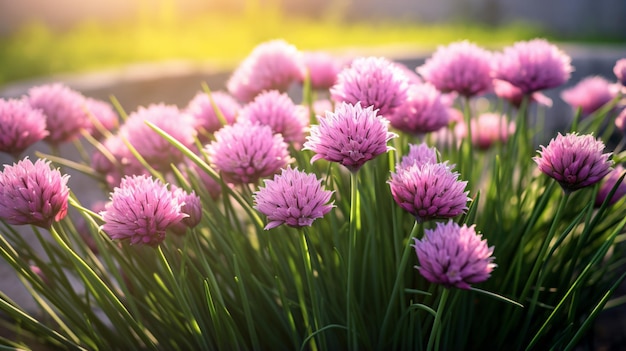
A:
378;220;421;347
427;287;450;351
347;171;361;349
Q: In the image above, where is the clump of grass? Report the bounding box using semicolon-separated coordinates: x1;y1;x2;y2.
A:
0;7;546;85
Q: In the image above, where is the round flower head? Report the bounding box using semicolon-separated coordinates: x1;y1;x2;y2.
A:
27;83;89;145
492;39;573;94
388;83;451;135
397;143;439;172
254;167;334;230
616;108;626;135
169;187;202;235
84;98;119;140
389;162;469;223
417;41;493;97
0;98;49;158
534;133;613;193
205;121;292;185
185;91;240;141
330;56;409;117
91;134;149;189
302;51;342;90
413;220;495;289
595;165;626;207
493;79;553;108
101;175;186;246
303;102;397;172
561;76;618;116
0;158;70;229
456;113;515;150
238;90;309;147
120;104;196;172
227;39;305;102
614;58;626;86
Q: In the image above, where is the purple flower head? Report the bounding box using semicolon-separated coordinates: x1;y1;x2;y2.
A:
183;159;223;200
595;165;626;207
614;58;626;86
534;133;613;193
330;56;409;117
227;39;305;102
561;76;619;116
27;83;89;145
91;134;149;189
302;51;342;90
492;39;573;94
459;113;515;150
169;186;202;235
417;41;493;97
388;83;451;135
120;104;196;172
239;90;309;147
0;158;70;229
389;162;469;223
205;120;292;184
185;91;240;141
397;143;439;172
84;98;119;140
303;102;397;173
616;108;626;135
254;167;334;230
493;79;553;108
0;98;49;158
101;175;186;246
413;220;496;289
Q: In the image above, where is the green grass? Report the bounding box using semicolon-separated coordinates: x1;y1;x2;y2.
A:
0;8;571;86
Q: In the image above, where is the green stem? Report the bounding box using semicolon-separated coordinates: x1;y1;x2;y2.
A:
518;190;570;346
347;171;361;349
462;97;473;180
378;221;421;348
427;288;450;351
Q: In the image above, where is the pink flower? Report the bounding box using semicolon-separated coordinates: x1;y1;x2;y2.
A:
27;83;89;145
614;58;626;86
561;76;619;116
330;56;409;117
456;113;515;150
303;102;397;172
493;79;553;108
389;162;469;223
616;108;626;135
120;104;196;172
254;167;334;230
185;91;240;141
101;175;186;246
0;158;70;229
397;143;439;172
595;165;626;207
205;121;292;184
534;133;613;193
84;98;119;140
227;39;305;102
492;39;572;94
0;98;49;158
302;51;342;90
388;83;451;135
413;220;495;289
238;90;309;147
91;134;148;189
417;41;493;97
169;187;202;235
